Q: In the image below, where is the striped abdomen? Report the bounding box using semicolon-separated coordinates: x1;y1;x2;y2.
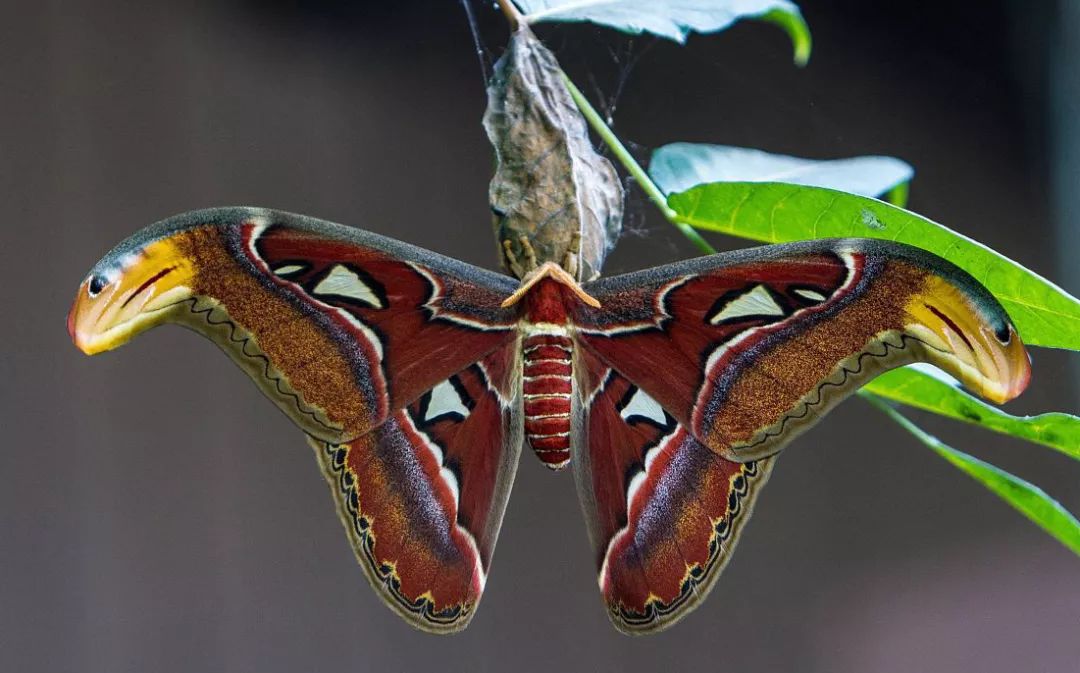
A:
522;333;573;469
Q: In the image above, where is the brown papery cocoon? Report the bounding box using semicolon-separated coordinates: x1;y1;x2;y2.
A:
484;25;624;282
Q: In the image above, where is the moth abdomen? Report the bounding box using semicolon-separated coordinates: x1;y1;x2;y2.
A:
522;333;574;469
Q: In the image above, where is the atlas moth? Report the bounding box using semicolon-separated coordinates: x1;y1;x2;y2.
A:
68;207;1029;633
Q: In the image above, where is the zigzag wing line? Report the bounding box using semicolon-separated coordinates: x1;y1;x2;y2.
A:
178;297;339;434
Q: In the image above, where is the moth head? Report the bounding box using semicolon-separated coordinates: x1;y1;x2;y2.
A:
902;272;1030;404
68;232;198;355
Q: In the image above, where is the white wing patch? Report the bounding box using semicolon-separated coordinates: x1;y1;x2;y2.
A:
424;379;470;423
272;264;306;276
794;288;828;303
619;387;668;427
710;284;785;324
313;264;385;309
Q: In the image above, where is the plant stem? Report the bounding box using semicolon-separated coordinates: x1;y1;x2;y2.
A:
560;72;716;256
496;0;524;28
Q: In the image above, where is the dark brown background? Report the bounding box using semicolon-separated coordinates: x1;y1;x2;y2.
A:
3;1;1078;671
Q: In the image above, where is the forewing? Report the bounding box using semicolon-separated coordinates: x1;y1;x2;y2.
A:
575;238;1020;461
131;209;520;442
311;342;522;633
573;348;773;633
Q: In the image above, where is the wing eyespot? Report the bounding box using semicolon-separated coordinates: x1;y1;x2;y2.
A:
87;274;108;297
993;323;1012;345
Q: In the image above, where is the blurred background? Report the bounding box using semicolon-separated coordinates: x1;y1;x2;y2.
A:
2;1;1078;671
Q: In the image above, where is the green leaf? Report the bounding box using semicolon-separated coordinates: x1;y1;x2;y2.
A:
650;142;912;199
867;397;1080;557
864;365;1080;461
513;0;811;64
668;181;1080;349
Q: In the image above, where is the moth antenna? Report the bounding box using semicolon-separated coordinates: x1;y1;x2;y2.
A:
500;262;600;309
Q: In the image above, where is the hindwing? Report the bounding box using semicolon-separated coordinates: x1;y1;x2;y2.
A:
312;341;522;632
572;348;773;633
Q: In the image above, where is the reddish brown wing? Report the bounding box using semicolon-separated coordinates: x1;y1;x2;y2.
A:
70;209;521;443
238;216;520;441
311;342;522;633
574;238;1022;462
569;238;1025;631
69;209;527;633
573;348;774;634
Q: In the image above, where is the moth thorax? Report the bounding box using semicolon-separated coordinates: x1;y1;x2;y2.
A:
522;333;574;470
523;276;574;324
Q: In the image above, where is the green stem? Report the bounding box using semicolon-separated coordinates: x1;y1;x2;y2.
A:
561;72;716;255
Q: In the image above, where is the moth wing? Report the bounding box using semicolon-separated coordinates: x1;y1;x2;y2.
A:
575;238;1027;462
74;209;529;632
569;238;1026;631
227;211;525;442
76;208;522;443
572;349;773;633
312;341;522;633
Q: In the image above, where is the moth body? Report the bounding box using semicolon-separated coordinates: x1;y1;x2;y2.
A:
509;262;602;468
